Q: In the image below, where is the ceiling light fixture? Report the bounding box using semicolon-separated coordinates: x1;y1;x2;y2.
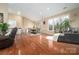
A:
40;11;42;15
17;11;21;15
47;7;50;10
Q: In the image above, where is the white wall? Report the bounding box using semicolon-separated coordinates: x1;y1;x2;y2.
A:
0;3;8;22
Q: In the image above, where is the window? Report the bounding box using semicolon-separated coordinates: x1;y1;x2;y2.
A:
48;15;70;32
7;20;17;28
48;19;54;31
54;15;69;26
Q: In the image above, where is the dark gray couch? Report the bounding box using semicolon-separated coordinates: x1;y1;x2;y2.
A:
57;33;79;44
0;27;17;49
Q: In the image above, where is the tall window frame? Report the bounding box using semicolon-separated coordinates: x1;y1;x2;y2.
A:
48;15;70;32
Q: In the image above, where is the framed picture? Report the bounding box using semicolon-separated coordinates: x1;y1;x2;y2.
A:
0;13;3;23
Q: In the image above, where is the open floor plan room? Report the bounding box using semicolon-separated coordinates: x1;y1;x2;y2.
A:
0;3;79;55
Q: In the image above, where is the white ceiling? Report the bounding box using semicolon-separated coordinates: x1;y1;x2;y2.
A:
8;3;79;22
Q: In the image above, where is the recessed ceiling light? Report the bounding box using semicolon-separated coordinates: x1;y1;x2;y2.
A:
17;11;21;15
47;7;50;10
40;11;42;15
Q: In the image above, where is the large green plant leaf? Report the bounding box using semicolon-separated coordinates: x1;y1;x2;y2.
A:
0;23;9;32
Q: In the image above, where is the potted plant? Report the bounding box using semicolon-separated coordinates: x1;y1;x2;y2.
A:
54;18;70;33
62;18;70;32
0;23;9;35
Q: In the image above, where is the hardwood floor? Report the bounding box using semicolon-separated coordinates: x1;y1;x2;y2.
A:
0;34;79;55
